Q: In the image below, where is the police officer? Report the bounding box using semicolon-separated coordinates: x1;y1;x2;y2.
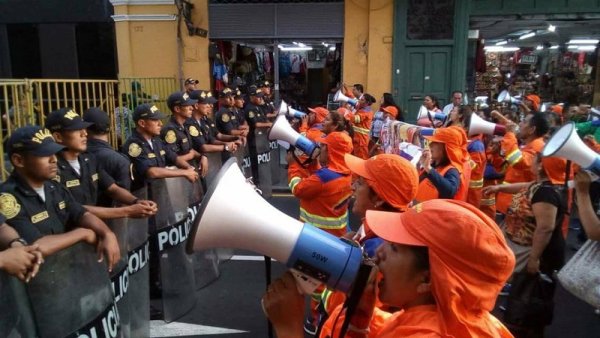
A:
184;77;199;95
0;126;120;270
83;108;134;204
186;90;238;154
233;89;249;131
257;80;277;120
123;103;199;192
45;108;156;220
161;92;208;177
245;86;274;130
0;215;43;282
215;88;249;142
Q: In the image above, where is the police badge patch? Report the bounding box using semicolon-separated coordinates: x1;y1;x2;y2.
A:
189;126;200;137
222;114;230;123
165;130;177;144
249;111;255;119
0;193;21;219
128;143;142;157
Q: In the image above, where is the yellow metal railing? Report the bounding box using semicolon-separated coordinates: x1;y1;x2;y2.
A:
0;77;178;181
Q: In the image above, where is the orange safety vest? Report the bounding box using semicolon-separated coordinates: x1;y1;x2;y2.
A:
467;135;486;208
496;135;545;214
416;164;469;202
288;168;352;237
350;108;373;159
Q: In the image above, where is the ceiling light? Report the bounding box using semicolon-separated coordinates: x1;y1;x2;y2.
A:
519;32;536;40
297;42;306;47
568;39;599;44
484;46;520;52
568;45;579;49
536;45;543;50
495;40;508;46
329;46;336;51
578;45;597;51
278;46;313;51
322;42;329;47
550;45;559;49
548;24;556;32
292;41;299;45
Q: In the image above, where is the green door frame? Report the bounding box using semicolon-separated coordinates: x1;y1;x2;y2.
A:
392;0;470;120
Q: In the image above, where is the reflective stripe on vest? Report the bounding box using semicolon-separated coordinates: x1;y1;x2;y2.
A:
480;197;496;206
354;115;361;124
289;176;301;193
299;208;348;230
505;148;522;166
352;126;370;135
469;179;484;189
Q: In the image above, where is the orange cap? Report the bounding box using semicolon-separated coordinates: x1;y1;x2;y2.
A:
366;200;515;337
381;106;398;119
423;127;469;173
320;132;353;174
308;106;329;124
525;94;541;111
551;105;563;115
345;153;418;211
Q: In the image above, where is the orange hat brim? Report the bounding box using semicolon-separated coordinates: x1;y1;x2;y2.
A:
366;210;426;247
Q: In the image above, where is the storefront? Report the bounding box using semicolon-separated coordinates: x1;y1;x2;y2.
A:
208;1;344;108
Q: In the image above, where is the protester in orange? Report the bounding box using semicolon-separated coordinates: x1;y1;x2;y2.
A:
348;94;376;159
262;200;515;338
480;137;508;220
495;112;549;215
521;94;541;114
416;127;470;202
447;105;486;207
287;106;328;178
314;154;420;332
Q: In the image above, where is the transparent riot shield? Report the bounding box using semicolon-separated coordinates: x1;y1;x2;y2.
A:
269;139;280;186
252;127;273;199
127;187;150;337
204;152;223;188
234;144;252;178
150;178;196;322
27;242;119;338
107;217;131;337
0;271;37;337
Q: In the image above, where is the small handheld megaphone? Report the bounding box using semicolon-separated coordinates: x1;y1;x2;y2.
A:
278;100;307;119
187;158;362;293
498;90;522;105
268;115;320;159
543;122;600;176
333;90;358;107
469;113;506;136
428;110;448;124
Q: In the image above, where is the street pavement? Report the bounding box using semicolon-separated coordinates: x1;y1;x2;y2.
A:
150;195;600;338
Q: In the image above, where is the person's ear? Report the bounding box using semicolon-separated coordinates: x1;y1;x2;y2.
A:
11;153;25;169
52;131;63;143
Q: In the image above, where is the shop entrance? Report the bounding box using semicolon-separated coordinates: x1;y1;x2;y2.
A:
209;40;342;111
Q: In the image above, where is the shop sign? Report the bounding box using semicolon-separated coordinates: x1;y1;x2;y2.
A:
520;55;537;65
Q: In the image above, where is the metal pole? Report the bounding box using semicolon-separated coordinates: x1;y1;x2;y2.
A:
273;40;280;105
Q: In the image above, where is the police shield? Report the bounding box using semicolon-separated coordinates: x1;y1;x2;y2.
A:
107;217;131;337
26;242;119;338
150;178;196;322
234;144;252;178
0;271;37;337
127;188;150;338
269;139;281;185
251;127;273;199
204;152;223;187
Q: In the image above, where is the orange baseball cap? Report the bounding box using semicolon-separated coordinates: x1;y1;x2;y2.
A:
381;106;398;119
345;153;418;211
320;132;353;174
551;105;563;115
423;126;468;173
525;94;541;111
366;200;516;335
308;106;329;123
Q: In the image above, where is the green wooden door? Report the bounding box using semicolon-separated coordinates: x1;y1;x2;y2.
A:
403;46;452;122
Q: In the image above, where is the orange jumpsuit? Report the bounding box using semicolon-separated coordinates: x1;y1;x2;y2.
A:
496;133;545;214
349;107;374;159
480;151;507;220
466;135;486;208
415;164;469;202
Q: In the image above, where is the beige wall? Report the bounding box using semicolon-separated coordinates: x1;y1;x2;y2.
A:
112;1;211;88
343;0;394;102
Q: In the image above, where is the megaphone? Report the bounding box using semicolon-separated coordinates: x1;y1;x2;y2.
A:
469;113;506;136
333;90;358;107
542;122;600;176
278;100;307;119
268;115;320;159
187;158;362;294
498;90;522;105
428;110;448;124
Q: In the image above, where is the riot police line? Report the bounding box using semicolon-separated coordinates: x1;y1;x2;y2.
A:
0;128;276;338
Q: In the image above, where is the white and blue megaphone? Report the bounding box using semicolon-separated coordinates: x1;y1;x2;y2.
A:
469;113;507;137
498;90;522;105
428;110;448;125
186;158;363;294
268;115;320;159
278;100;307;119
543;122;600;177
333;90;358;107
